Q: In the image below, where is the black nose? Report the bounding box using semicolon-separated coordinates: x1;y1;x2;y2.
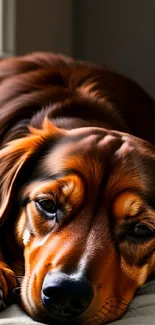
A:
41;271;94;317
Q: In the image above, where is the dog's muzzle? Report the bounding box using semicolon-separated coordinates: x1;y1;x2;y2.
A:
41;271;94;318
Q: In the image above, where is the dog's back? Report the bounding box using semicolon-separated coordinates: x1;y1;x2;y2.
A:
0;52;155;147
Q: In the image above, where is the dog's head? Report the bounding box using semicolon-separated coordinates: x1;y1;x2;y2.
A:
0;117;155;324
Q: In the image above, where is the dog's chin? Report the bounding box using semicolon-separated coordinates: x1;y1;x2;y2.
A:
21;300;127;325
21;301;83;325
32;312;82;325
20;287;128;325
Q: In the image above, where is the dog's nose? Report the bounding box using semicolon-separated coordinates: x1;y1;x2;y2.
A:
41;271;94;317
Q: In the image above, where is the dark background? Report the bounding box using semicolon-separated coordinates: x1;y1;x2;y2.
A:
2;0;155;98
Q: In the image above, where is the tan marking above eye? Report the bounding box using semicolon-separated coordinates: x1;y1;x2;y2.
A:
113;191;143;219
121;256;149;285
61;181;74;196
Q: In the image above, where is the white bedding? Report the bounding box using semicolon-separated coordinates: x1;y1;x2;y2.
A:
0;279;155;325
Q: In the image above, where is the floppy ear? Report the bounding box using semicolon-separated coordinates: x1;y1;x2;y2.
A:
0;118;63;226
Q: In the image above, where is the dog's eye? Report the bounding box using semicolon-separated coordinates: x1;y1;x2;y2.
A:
126;224;154;241
35;197;59;221
37;199;56;213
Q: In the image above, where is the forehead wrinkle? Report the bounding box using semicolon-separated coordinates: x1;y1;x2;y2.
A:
41;127;107;174
43;140;104;185
42;141;74;176
105;151;149;200
107;170;145;199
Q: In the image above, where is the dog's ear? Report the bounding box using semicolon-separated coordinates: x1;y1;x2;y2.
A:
0;118;63;225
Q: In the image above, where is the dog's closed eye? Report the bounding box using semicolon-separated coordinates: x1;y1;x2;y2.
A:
125;223;154;241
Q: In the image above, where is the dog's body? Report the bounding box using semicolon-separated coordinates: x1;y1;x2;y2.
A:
0;52;155;325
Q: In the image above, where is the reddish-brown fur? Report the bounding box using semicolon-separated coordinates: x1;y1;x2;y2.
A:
0;52;155;325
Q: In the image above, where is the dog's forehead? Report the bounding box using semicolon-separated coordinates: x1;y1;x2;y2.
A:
42;128;120;176
40;127;146;191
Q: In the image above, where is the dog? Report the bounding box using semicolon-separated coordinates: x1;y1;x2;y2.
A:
0;52;155;325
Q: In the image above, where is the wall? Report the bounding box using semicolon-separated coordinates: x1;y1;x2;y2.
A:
1;0;155;98
2;0;73;56
73;0;155;98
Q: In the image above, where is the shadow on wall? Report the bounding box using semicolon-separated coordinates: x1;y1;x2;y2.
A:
73;0;155;99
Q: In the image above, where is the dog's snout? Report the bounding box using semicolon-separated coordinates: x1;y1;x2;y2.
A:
41;271;94;317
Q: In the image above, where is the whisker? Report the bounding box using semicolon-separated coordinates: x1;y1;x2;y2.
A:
16;275;24;278
109;304;126;313
12;285;22;303
106;297;136;314
16;274;36;282
100;305;121;318
106;296;132;310
85;305;109;325
85;295;130;325
89;313;107;325
107;299;129;308
107;296;130;303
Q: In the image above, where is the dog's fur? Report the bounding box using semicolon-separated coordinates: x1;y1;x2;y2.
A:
0;52;155;325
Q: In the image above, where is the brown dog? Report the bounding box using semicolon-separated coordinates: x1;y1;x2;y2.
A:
0;52;155;325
